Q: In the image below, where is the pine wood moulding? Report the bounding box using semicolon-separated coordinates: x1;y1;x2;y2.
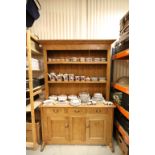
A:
47;61;107;65
114;102;129;120
113;83;129;94
112;49;129;60
48;81;107;84
115;121;129;145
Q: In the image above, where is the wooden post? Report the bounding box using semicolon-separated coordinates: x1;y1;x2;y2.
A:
26;30;37;148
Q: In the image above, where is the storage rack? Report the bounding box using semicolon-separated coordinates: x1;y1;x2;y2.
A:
26;30;44;149
111;48;129;154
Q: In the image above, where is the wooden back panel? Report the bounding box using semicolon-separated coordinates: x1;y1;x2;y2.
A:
48;64;106;77
49;83;106;97
47;50;107;59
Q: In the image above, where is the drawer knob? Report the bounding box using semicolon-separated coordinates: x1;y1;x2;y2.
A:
96;109;101;113
74;109;80;113
65;123;69;128
53;109;59;113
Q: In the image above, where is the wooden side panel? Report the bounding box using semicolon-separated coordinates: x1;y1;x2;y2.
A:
43;48;49;99
106;48;111;100
106;108;114;144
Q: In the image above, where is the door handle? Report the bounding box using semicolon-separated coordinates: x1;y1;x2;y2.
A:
53;109;59;113
96;109;101;113
74;109;80;113
65;123;69;128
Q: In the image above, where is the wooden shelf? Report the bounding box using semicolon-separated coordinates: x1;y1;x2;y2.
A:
26;47;42;55
26;100;42;112
47;61;107;65
115;121;129;145
26;85;44;92
33;89;42;96
112;49;129;60
30;34;39;43
113;83;129;94
31;49;42;55
26;68;41;72
48;81;107;84
114;102;129;120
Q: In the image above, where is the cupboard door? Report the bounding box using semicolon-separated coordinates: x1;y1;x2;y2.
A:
70;116;86;143
46;116;69;144
86;116;107;144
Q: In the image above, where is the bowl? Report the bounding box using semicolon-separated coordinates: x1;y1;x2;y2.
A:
70;99;81;106
68;95;78;100
58;95;67;102
49;95;57;101
43;99;54;104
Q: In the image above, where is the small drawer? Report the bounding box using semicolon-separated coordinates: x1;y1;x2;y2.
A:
68;108;86;114
51;108;64;114
46;108;64;115
87;108;108;114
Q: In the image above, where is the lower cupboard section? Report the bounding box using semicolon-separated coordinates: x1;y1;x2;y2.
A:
41;106;114;145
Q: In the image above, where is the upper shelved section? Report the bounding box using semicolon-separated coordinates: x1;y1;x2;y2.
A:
112;49;129;60
113;83;129;94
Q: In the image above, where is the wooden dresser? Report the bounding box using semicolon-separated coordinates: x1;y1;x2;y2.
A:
39;40;115;151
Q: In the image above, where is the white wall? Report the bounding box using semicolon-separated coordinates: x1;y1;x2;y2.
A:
30;0;128;39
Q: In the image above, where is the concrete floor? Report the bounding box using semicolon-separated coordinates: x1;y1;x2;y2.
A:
26;140;123;155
